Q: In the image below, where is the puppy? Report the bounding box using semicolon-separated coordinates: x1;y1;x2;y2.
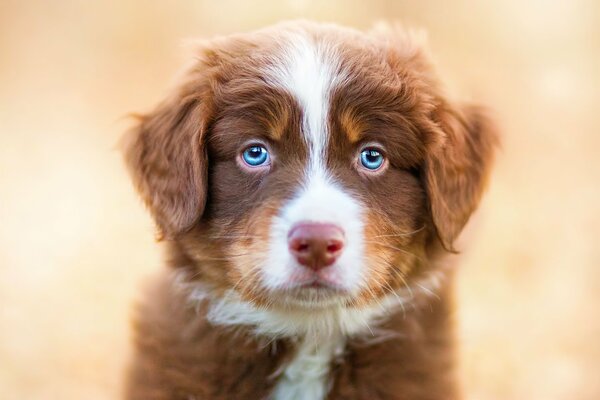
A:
122;21;497;400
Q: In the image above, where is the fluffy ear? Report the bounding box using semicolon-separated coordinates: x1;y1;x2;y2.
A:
424;104;498;251
122;82;210;239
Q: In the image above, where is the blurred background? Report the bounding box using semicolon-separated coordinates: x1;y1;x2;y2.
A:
1;1;599;399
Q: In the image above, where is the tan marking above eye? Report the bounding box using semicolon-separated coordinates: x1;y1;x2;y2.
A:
258;96;295;141
264;116;287;141
339;109;365;144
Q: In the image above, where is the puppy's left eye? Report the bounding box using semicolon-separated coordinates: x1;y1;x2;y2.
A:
359;148;385;171
242;145;270;167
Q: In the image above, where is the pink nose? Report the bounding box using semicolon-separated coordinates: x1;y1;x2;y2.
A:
288;223;345;271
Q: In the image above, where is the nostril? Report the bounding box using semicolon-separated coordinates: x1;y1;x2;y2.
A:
326;240;343;254
289;238;309;253
297;242;310;252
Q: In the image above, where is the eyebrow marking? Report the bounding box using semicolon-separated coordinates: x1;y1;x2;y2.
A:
338;108;365;144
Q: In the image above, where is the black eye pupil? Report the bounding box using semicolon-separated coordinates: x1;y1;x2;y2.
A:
366;151;379;161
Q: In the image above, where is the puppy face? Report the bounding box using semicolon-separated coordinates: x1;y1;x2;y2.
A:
124;22;496;313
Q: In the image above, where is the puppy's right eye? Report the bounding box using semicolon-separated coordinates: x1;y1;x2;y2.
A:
241;145;270;167
360;148;384;170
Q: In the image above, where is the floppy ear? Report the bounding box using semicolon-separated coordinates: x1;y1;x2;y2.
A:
122;82;210;239
424;104;498;251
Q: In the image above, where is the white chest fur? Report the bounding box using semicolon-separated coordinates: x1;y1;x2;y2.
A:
271;334;345;400
181;282;411;399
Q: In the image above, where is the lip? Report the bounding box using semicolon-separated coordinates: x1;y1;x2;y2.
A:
275;283;350;309
285;276;345;292
298;279;341;290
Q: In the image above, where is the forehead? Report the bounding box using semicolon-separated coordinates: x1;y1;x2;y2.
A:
210;26;431;160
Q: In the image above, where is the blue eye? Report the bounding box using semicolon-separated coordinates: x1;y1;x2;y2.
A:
242;145;269;167
360;148;384;170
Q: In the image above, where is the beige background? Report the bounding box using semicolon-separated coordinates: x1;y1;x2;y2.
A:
1;1;599;399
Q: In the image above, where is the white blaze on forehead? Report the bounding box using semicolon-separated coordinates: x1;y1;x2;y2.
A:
262;32;366;292
267;32;344;173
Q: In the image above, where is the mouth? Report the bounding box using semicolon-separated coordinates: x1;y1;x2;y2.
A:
278;288;350;309
272;274;352;309
284;269;346;291
304;281;333;289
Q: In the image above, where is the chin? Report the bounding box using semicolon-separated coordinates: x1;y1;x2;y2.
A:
273;286;353;309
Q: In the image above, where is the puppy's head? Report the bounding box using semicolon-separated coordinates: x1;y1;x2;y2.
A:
124;22;497;314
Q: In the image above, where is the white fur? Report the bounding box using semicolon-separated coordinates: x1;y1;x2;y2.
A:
256;33;367;400
178;268;448;342
185;285;405;400
266;31;345;173
264;175;365;293
271;334;344;400
186;285;403;340
178;264;433;400
262;31;365;296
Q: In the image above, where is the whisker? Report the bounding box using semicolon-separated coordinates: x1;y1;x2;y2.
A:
382;281;406;318
360;310;376;336
364;241;426;263
415;283;440;300
372;226;425;239
230;264;263;293
196;253;254;261
396;273;414;300
187;269;204;281
209;234;261;239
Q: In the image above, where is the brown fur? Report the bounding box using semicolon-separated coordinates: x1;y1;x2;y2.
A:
122;21;497;400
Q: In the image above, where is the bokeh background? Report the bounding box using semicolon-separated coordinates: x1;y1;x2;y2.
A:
1;1;599;399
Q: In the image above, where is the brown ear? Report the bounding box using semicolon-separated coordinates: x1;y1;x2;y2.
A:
424;104;498;251
122;84;210;239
